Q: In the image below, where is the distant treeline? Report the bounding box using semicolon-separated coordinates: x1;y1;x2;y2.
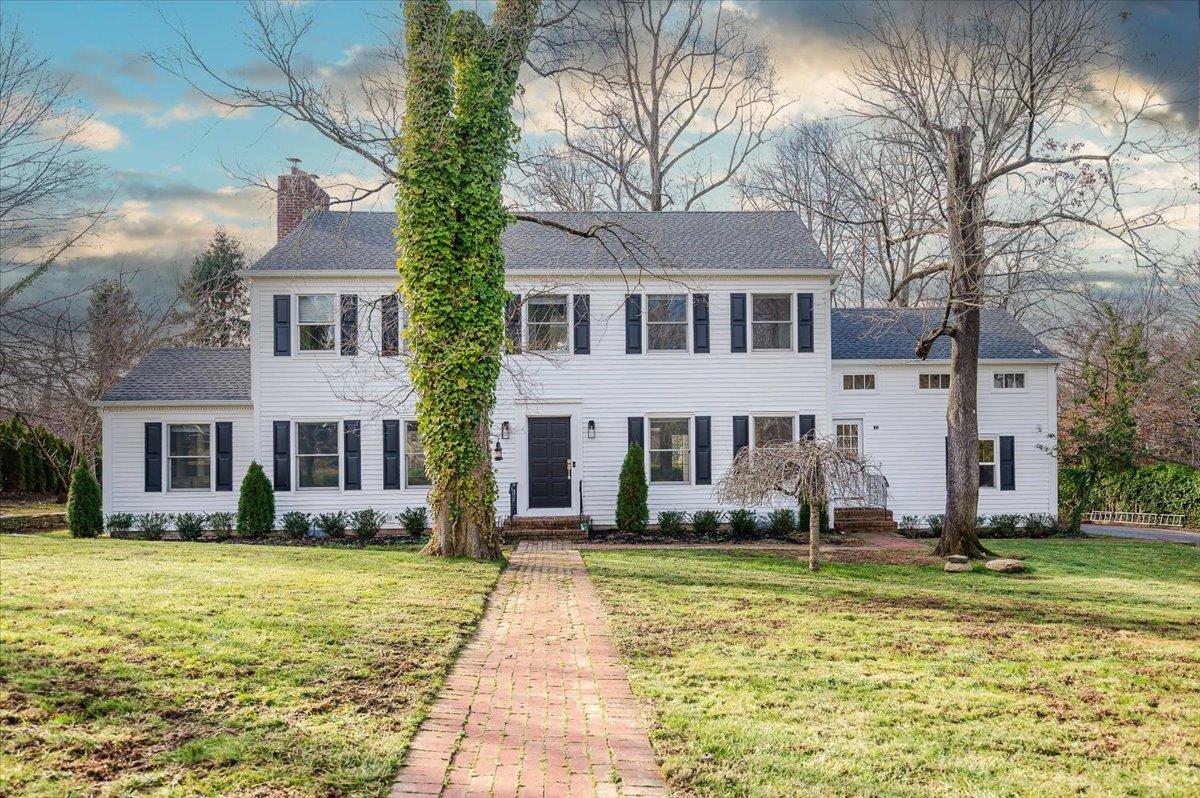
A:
0;418;92;497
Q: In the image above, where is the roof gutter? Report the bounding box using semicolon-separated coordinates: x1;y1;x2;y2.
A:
832;357;1062;365
93;399;254;409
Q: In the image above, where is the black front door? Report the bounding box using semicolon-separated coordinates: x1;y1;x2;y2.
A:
528;416;571;508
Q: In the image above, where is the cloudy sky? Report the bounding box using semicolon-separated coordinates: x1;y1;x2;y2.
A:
5;0;1197;301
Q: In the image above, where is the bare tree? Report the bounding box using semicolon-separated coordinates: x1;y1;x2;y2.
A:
517;0;789;211
0;16;107;304
717;438;880;571
820;0;1195;557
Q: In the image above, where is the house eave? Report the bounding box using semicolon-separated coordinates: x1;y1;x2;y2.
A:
241;267;843;279
94;399;254;409
832;357;1062;366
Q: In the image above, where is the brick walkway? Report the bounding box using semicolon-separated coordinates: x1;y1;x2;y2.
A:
390;542;668;798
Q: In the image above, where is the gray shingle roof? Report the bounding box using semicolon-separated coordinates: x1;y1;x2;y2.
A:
250;210;832;272
831;308;1057;361
99;348;251;402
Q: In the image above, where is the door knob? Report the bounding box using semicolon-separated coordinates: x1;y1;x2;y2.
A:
565;459;575;475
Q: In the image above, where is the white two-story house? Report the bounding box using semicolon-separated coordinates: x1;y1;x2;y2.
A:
98;167;1059;528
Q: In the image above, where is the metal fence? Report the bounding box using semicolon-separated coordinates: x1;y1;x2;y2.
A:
1086;510;1184;528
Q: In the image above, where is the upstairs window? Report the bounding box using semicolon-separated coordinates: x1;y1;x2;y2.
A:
646;294;688;351
405;420;430;487
753;416;794;446
648;418;690;483
526;295;569;353
751;294;792;350
993;372;1026;390
296;421;339;488
298;294;335;351
842;374;876;390
919;373;951;390
168;423;210;490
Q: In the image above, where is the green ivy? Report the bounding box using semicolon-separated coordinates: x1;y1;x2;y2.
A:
394;0;538;556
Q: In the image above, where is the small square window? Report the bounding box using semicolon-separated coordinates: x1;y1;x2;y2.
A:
298;294;335;351
751;294;792;350
646;294;688;351
993;372;1025;390
842;374;876;390
648;418;690;483
526;295;569;353
753;416;794;446
919;373;951;390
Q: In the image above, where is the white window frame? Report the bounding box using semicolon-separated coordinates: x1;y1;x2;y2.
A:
294;419;341;491
645;415;693;485
749;293;793;352
296;293;338;353
991;371;1027;392
842;373;876;391
403;418;430;490
166;422;213;492
978;435;999;490
644;293;690;353
833;419;864;458
918;372;951;390
750;414;797;447
524;293;571;354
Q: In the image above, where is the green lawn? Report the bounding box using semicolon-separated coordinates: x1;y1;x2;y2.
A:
0;535;501;796
584;540;1200;797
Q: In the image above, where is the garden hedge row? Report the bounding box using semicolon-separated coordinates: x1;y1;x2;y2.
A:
1061;463;1200;528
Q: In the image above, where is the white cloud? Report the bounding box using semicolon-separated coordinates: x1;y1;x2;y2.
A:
64;116;126;151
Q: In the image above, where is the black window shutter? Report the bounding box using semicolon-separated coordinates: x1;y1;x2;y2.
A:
732;416;749;457
799;414;816;440
381;293;400;356
340;294;358;356
627;417;644;449
505;294;522;353
797;293;814;353
730;293;747;353
273;295;291;356
273;421;290;491
215;421;233;491
999;435;1016;491
144;422;162;492
695;416;712;484
693;294;710;353
573;294;590;354
343;420;361;490
625;294;642;354
382;420;400;489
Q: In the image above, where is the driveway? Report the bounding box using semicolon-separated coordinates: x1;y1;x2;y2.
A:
1082;524;1200;545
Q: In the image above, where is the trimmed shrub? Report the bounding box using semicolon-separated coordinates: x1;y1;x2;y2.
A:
351;508;386;540
924;514;945;536
280;511;311;540
798;502;829;534
206;511;235;540
728;508;758;539
766;508;796;536
691;509;723;538
66;463;102;538
399;506;428;538
616;443;649;533
899;515;920;531
982;513;1022;538
1023;513;1053;537
106;512;134;535
657;510;687;537
315;511;348;539
175;512;205;541
237;461;275;537
135;512;170;540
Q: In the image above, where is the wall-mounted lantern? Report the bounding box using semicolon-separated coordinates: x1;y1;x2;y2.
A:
493;439;503;461
587;420;596;439
500;421;510;440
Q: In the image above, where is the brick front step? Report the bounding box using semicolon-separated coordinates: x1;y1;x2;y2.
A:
504;515;589;529
836;508;894;520
501;515;589;542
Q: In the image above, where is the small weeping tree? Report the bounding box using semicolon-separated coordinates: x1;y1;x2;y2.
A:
717;437;879;571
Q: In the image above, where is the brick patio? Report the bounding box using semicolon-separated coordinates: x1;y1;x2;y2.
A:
389;541;668;798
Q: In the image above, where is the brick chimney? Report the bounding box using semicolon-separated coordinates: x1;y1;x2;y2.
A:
276;158;331;241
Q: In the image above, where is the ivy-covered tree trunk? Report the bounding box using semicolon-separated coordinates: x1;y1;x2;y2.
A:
395;0;538;559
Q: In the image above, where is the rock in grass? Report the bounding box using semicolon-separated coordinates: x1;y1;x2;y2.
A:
946;555;969;564
985;558;1026;573
944;561;972;572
